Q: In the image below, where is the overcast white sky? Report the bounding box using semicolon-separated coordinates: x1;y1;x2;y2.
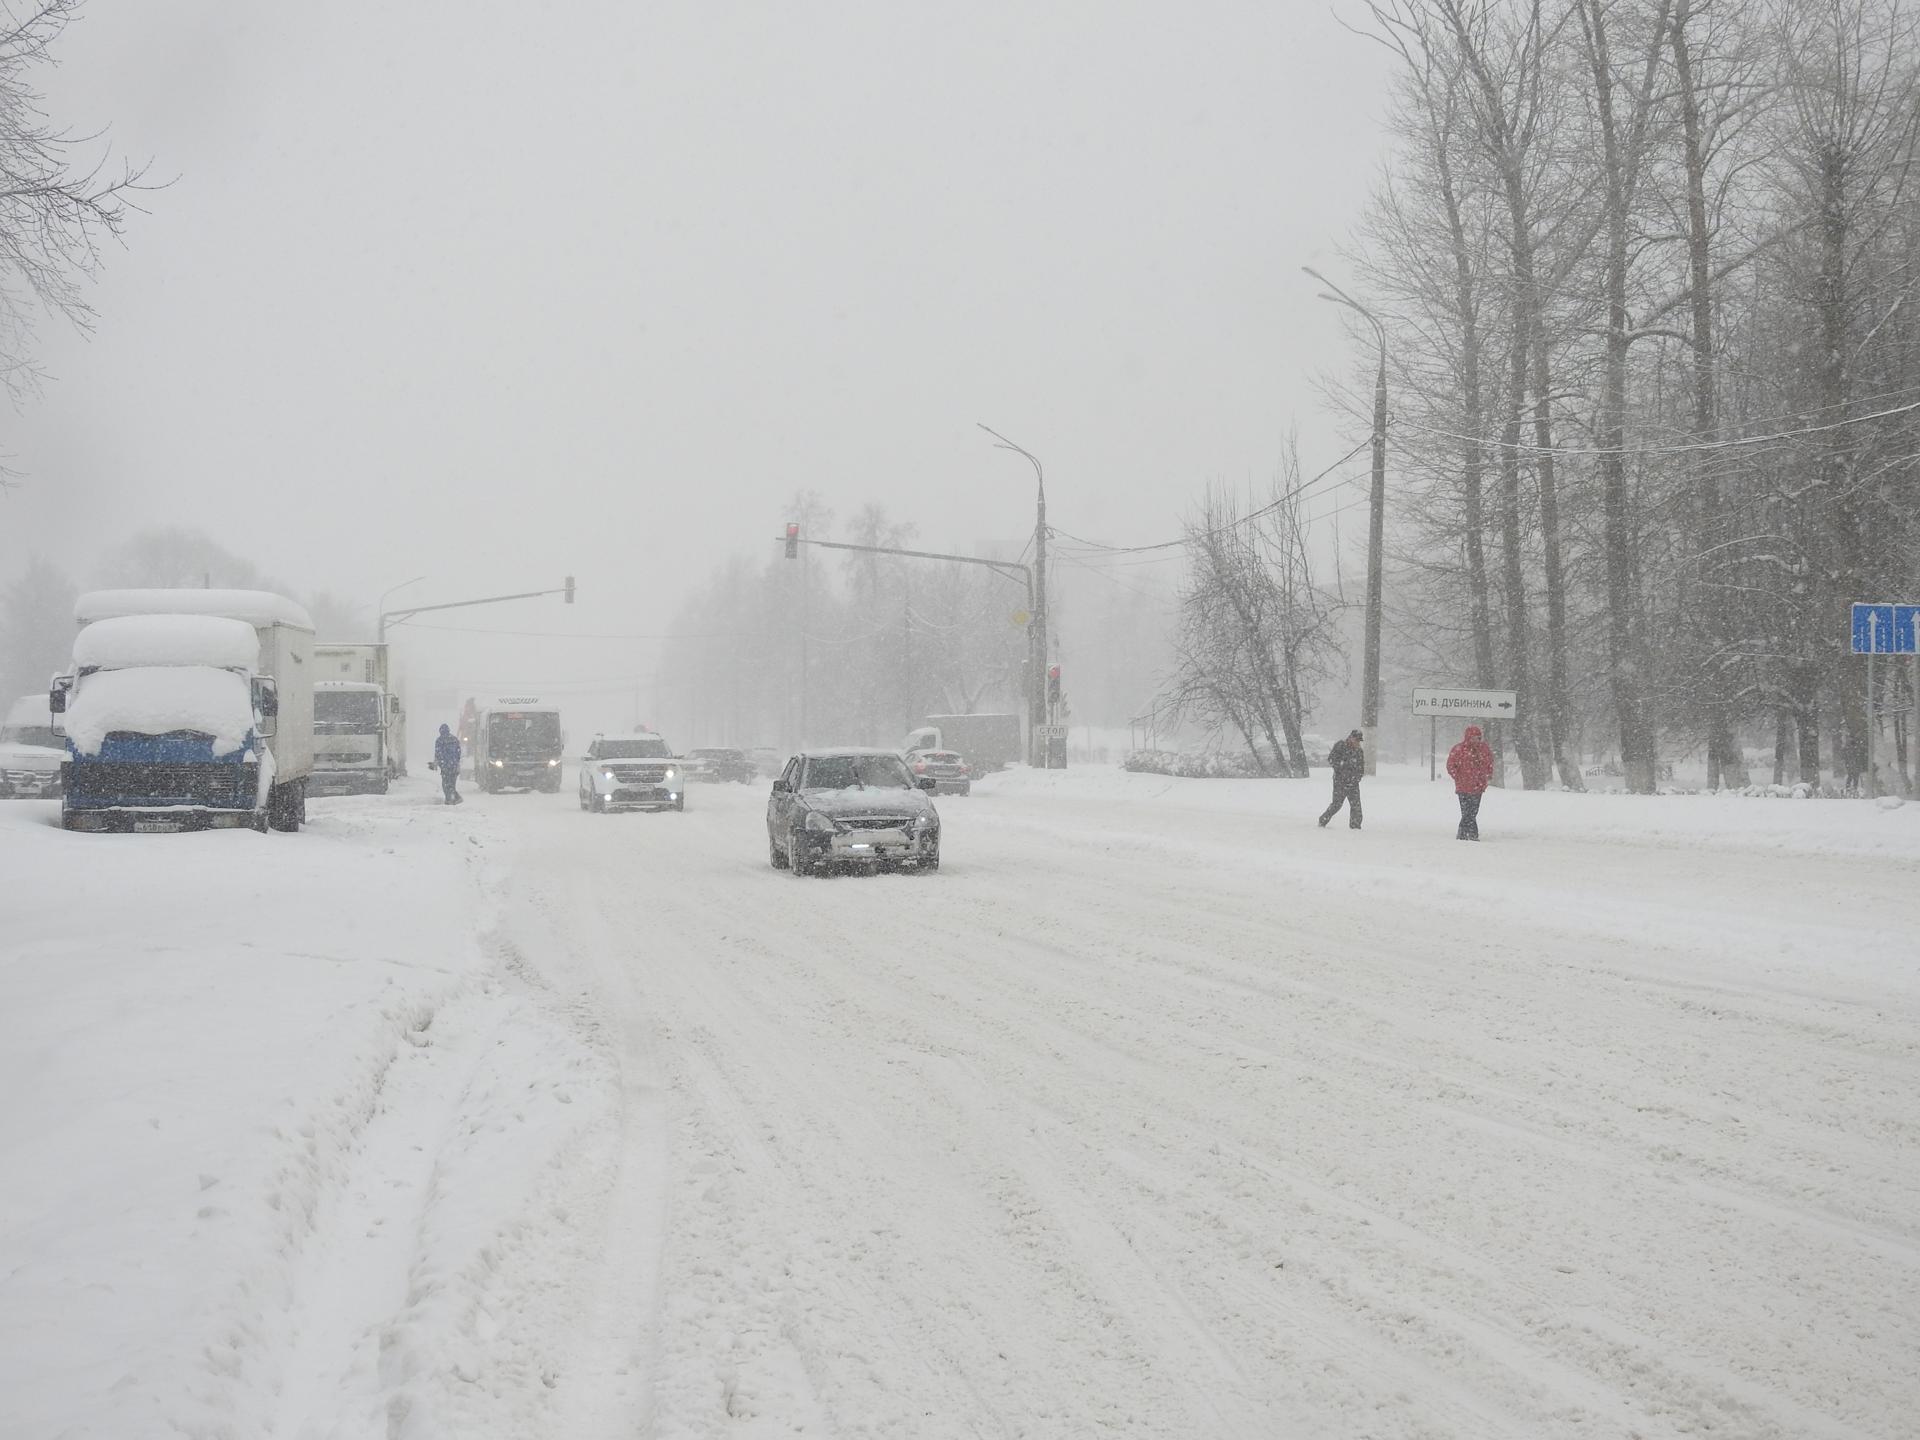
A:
2;0;1392;728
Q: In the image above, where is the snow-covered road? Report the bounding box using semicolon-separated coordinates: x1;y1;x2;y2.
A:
4;770;1918;1438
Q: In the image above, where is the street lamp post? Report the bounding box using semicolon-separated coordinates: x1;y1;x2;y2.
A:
978;424;1050;768
375;576;428;645
1303;266;1387;776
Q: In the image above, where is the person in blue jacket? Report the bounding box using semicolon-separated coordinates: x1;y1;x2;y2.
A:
431;723;463;805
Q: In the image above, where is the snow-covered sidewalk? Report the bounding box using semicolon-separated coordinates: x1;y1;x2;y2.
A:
0;792;615;1440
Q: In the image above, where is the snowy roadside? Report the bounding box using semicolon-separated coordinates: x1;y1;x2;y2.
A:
0;790;619;1440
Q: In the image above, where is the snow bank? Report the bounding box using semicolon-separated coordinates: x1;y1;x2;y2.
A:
0;795;614;1440
63;666;255;755
75;587;314;631
73;613;261;672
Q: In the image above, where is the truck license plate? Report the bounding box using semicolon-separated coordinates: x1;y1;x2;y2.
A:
133;819;182;833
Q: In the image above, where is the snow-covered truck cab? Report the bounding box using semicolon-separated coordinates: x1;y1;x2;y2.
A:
472;699;565;793
0;693;64;799
310;680;390;795
58;590;316;834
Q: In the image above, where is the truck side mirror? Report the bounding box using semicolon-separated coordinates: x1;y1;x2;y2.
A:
47;677;69;715
254;677;279;737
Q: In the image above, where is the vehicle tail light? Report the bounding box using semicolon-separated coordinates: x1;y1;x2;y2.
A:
913;761;926;772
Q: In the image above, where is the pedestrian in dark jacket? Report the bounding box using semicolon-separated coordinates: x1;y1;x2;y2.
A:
1319;729;1366;829
431;723;463;805
1446;724;1494;840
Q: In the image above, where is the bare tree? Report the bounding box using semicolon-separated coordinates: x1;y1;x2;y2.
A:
0;1;149;431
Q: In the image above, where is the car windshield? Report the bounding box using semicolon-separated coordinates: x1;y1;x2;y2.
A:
489;712;562;750
314;690;382;732
4;725;60;749
599;737;670;759
803;754;914;790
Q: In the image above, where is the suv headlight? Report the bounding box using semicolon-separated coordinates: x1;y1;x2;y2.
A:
804;810;837;834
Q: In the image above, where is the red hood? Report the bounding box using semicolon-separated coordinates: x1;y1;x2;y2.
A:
1463;725;1484;741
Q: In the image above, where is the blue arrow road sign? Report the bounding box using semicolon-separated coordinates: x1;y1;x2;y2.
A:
1851;602;1919;654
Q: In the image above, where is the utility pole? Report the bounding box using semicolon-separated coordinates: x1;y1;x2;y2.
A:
979;424;1050;768
1304;267;1387;774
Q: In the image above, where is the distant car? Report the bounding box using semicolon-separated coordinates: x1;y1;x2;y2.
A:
767;748;940;875
906;748;971;796
0;694;63;799
579;732;686;812
684;746;758;784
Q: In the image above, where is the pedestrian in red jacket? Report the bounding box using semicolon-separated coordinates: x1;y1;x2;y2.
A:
1446;724;1494;840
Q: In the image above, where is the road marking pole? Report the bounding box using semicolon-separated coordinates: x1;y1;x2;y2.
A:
1430;715;1436;781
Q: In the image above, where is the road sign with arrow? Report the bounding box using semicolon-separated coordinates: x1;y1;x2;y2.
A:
1411;686;1519;719
1851;603;1919;654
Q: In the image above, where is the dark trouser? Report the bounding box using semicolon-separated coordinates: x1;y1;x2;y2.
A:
1321;777;1362;828
1456;791;1482;840
441;768;459;803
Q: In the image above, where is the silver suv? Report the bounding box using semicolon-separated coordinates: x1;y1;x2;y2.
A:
578;732;686;812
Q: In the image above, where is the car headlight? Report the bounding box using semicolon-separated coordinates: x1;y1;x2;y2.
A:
914;813;933;830
602;769;615;780
490;759;504;767
664;766;678;780
804;810;836;834
547;758;559;766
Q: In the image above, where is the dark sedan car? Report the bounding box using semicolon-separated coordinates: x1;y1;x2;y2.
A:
685;747;759;784
767;748;941;875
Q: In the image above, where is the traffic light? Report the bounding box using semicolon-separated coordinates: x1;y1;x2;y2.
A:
563;575;575;604
1047;664;1061;705
784;522;800;559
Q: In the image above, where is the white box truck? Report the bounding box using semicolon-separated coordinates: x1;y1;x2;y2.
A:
312;642;406;793
56;590;315;832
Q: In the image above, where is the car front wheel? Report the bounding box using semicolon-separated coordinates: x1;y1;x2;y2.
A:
769;829;788;869
786;829;812;876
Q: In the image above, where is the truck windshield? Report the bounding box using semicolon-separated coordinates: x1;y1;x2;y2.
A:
600;737;670;759
489;712;562;752
3;725;60;749
314;691;382;732
803;755;914;790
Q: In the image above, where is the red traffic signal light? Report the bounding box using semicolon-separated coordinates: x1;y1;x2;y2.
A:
784;522;800;559
1047;664;1061;704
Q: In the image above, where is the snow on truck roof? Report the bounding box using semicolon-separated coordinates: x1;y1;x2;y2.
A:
75;588;315;631
73;615;261;671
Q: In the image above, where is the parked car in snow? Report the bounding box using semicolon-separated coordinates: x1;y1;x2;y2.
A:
579;732;686;812
906;747;972;796
767;748;941;875
0;693;63;798
684;746;757;784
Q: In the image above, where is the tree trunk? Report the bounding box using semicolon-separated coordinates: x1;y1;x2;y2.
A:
1672;0;1747;789
1580;0;1665;794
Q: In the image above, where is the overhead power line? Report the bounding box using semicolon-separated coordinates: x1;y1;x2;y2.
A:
1397;396;1920;458
1050;438;1373;556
